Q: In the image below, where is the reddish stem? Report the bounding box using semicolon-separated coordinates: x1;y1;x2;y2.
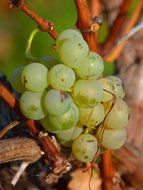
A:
75;0;98;51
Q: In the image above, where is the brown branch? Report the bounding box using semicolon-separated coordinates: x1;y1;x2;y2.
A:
103;0;143;62
103;0;133;51
0;81;70;182
10;0;58;40
75;0;98;51
89;0;102;18
0;120;20;139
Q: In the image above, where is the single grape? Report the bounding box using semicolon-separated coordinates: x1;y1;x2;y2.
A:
96;127;127;150
107;76;125;99
21;63;49;91
98;77;114;102
105;99;129;129
40;115;60;133
20;91;47;120
59;36;89;68
79;103;105;127
72;79;103;107
72;133;98;163
48;64;75;91
56;29;83;50
44;89;72;116
56;122;83;142
10;66;26;93
49;103;79;130
75;52;104;79
40;56;59;70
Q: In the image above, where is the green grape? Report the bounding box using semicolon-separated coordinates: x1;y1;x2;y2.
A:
59;36;89;68
75;52;104;79
96;127;127;150
98;78;114;102
72;133;98;163
79;103;105;127
48;64;75;91
20;91;47;120
10;66;26;93
102;100;113;116
40;115;60;133
56;122;83;142
107;76;125;99
49;103;79;130
105;99;129;129
21;63;49;91
40;56;59;70
56;29;83;50
44;89;72;116
72;79;103;107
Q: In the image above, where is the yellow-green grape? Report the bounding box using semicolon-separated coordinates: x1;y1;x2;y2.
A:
40;115;60;133
59;36;89;68
44;89;72;116
98;78;114;102
48;64;75;91
56;122;83;142
96;127;127;150
102;100;113;116
20;91;47;120
72;134;98;163
107;76;125;99
72;79;103;107
105;99;129;129
41;56;59;70
79;103;105;127
49;103;79;130
75;52;104;79
56;29;83;50
21;63;49;91
10;66;26;93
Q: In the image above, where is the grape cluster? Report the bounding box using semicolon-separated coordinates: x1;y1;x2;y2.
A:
10;29;129;163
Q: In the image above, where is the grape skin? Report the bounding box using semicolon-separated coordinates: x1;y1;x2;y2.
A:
105;99;129;129
10;66;26;93
21;63;49;92
48;64;75;91
79;103;105;127
96;127;127;150
56;122;83;142
72;133;98;163
75;52;104;79
20;91;47;120
56;29;83;50
44;89;72;116
49;103;79;130
72;79;103;107
59;36;89;68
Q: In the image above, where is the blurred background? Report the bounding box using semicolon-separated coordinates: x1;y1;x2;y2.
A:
0;0;114;80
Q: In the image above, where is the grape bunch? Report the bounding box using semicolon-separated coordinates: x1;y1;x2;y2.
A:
10;29;129;163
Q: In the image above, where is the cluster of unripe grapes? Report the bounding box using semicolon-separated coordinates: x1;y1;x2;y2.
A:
10;29;129;163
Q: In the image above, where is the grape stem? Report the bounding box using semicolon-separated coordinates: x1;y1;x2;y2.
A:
74;0;99;52
9;0;58;40
0;120;20;139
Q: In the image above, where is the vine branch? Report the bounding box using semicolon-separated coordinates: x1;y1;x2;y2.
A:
75;0;98;51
